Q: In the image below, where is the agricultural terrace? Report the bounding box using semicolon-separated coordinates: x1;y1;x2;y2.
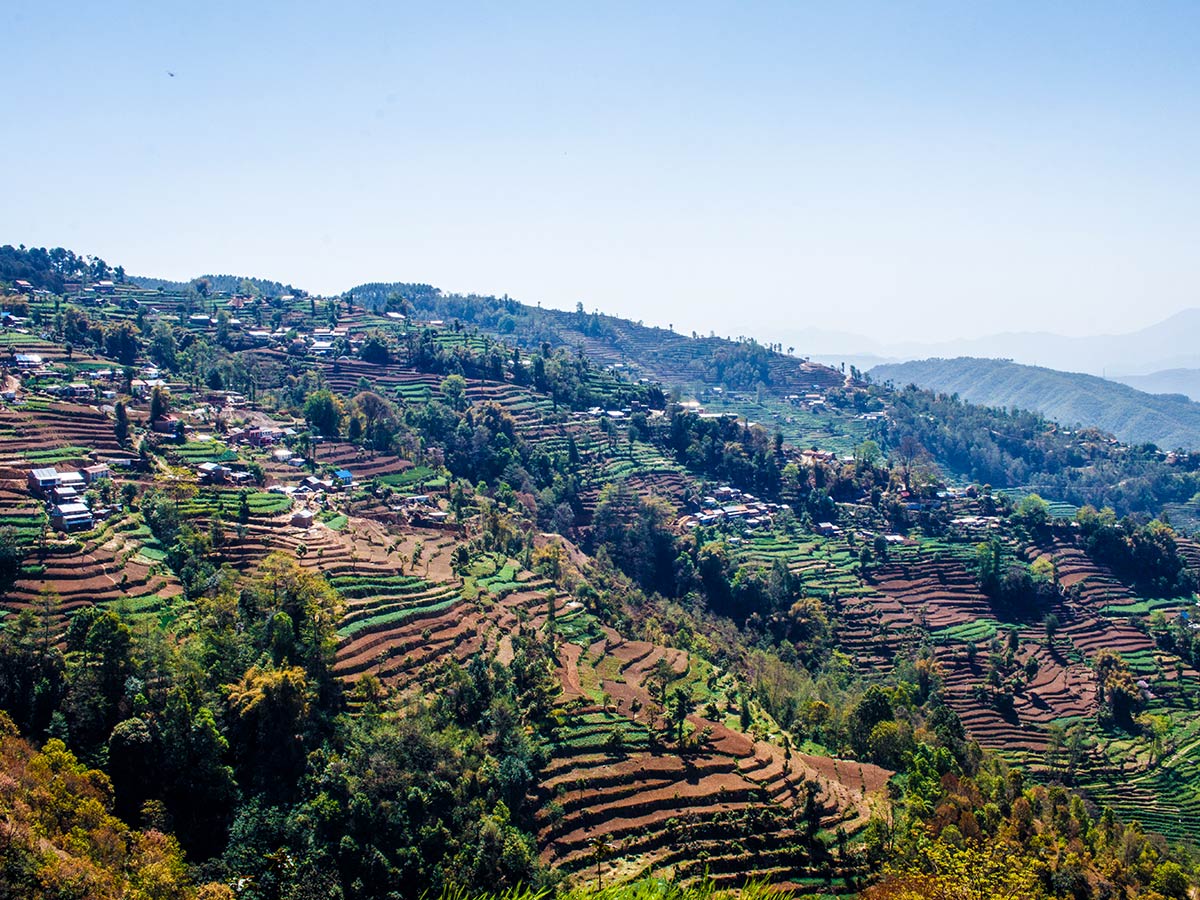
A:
539;595;890;889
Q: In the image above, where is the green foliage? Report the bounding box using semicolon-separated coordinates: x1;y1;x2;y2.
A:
304;389;344;436
884;382;1200;518
1076;506;1195;596
0;711;212;899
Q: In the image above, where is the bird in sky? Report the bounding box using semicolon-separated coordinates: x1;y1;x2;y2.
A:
167;71;175;77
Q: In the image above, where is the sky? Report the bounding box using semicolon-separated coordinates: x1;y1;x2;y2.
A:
4;2;1200;345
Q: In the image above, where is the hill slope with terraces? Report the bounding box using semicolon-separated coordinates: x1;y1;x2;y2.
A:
346;283;848;395
0;248;1195;897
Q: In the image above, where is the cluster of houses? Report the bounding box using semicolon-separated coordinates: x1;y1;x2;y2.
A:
784;392;828;410
285;470;357;529
949;515;1003;536
178;312;375;359
223;424;302;447
196;462;257;486
266;469;353;497
5;359;173;409
386;493;450;526
680;485;784;531
27;463;112;531
853;528;908;545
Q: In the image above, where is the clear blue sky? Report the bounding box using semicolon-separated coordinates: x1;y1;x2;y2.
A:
4;2;1199;344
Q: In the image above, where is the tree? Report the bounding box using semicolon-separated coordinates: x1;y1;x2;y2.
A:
1043;612;1059;648
155;467;199;511
303;389;343;436
0;525;26;589
104;321;140;366
114;400;130;445
149;385;171;423
225;664;311;797
1015;493;1050;530
590;834;612;889
360;334;390;364
440;374;468;411
1031;554;1056;586
864;838;1041;900
0;718;202;898
847;685;894;757
855;439;882;467
668;686;692;745
892;433;926;490
149;321;179;370
250;553;344;688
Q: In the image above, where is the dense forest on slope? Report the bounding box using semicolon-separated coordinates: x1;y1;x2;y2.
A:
0;252;1195;898
875;384;1200;519
871;356;1200;451
134;273;305;298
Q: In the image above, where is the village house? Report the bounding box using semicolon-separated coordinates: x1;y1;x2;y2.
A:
82;463;110;484
57;471;86;493
51;482;82;503
298;475;334;494
244;427;282;447
197;462;230;484
51;502;93;531
28;467;60;496
245;329;274;346
152;414;182;435
131;378;167;399
291;508;315;528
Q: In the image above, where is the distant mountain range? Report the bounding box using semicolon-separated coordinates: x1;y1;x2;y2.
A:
1110;369;1200;402
869;356;1200;451
785;309;1200;393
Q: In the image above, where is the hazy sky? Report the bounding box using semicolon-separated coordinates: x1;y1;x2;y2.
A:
4;2;1199;344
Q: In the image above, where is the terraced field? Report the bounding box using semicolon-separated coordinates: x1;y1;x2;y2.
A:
0;400;127;471
538;617;889;890
3;513;184;636
254;504;897;886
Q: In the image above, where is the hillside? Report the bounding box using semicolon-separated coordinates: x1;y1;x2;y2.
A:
0;249;1194;898
346;282;846;396
871;356;1200;450
133;272;305;298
